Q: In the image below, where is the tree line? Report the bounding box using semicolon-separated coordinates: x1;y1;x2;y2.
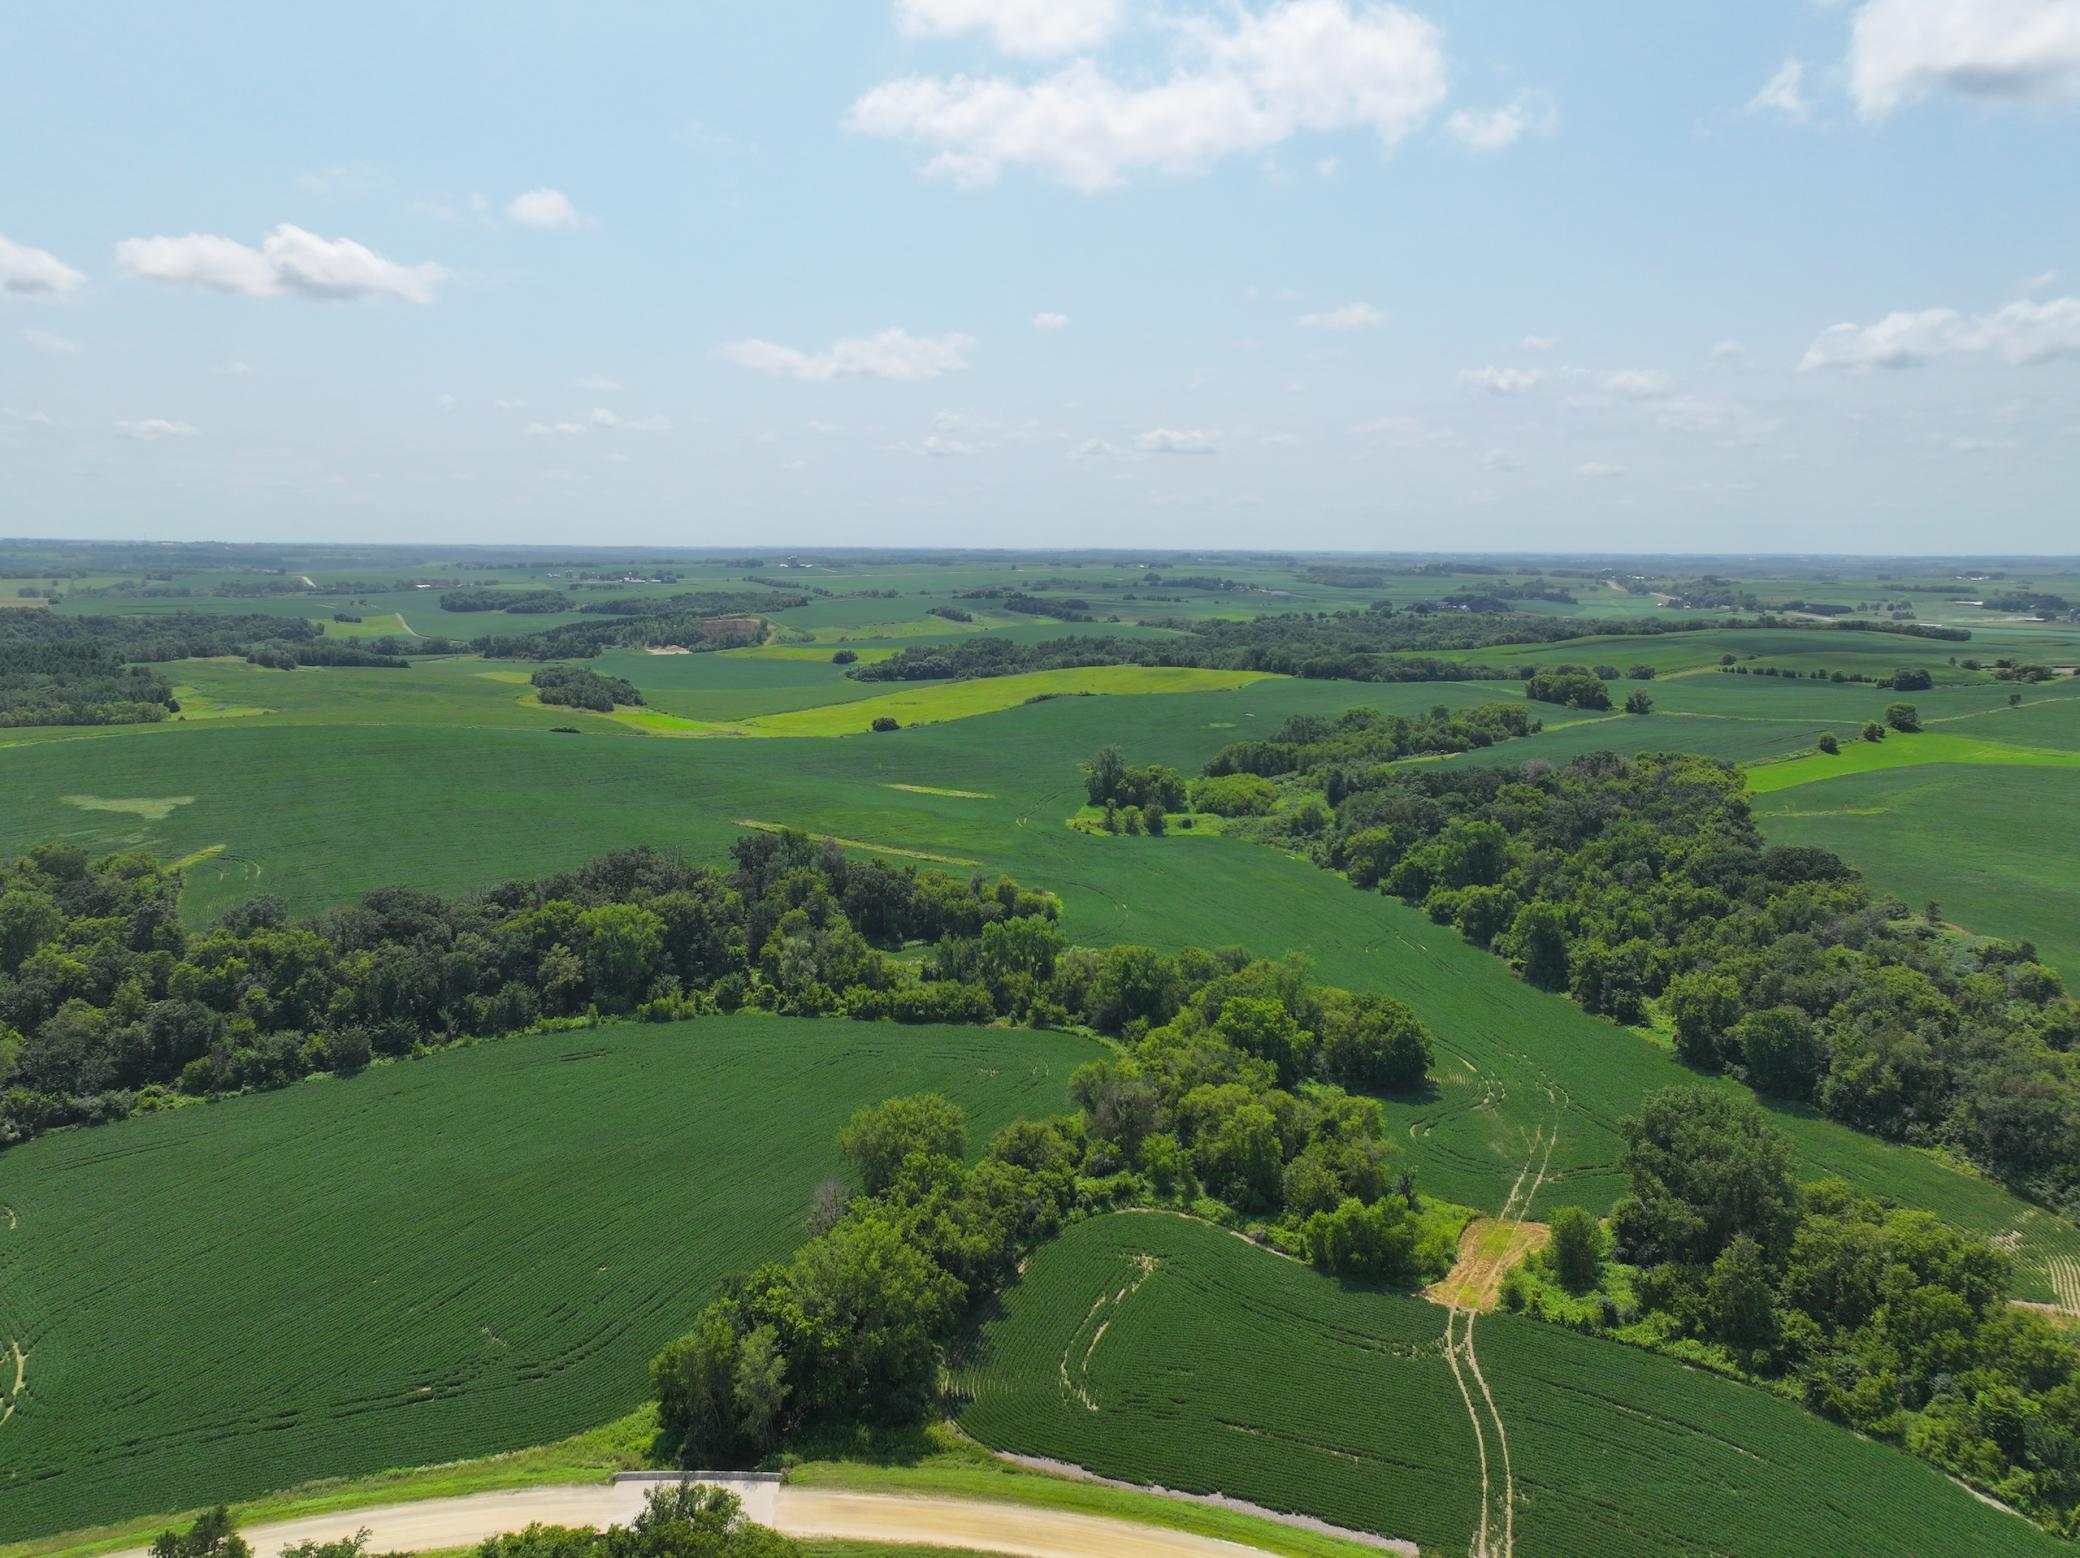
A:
1512;1087;2080;1535
843;608;1973;687
1282;750;2079;1207
0;833;1440;1176
0;831;1061;1148
531;665;646;712
148;1483;796;1558
653;950;1454;1468
0;610;338;727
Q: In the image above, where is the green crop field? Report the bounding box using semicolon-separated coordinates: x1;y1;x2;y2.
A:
1757;763;2080;980
954;1213;2058;1558
4;675;2075;1299
0;1017;1100;1541
11;543;2080;1554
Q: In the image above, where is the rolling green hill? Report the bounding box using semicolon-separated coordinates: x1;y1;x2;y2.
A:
0;1017;1099;1541
955;1213;2059;1557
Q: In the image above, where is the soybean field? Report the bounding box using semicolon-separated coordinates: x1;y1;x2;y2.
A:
953;1213;2062;1558
0;1017;1099;1541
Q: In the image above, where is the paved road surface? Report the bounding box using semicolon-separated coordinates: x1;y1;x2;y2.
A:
102;1478;1274;1558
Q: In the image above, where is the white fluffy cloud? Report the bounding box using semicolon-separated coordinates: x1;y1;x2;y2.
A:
23;328;80;355
1601;368;1672;397
0;234;86;295
116;225;446;302
716;328;977;381
1800;296;2080;369
1445;93;1557;151
1136;427;1221;453
590;407;671;432
1458;365;1542;393
526;420;589;436
1748;58;1813;121
116;418;198;440
507;187;583;229
896;0;1121;56
850;0;1448;190
1297;301;1385;330
1850;0;2080;118
1066;436;1128;458
1032;311;1071;329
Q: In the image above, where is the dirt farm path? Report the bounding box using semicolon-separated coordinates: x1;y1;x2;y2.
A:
100;1479;1279;1558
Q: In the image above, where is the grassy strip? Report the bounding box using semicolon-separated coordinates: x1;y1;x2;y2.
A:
0;1413;659;1558
5;1411;1365;1558
732;820;981;866
786;1430;1390;1558
734;666;1274;738
1744;730;2080;793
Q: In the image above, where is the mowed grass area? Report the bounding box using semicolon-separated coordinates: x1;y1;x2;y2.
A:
1746;728;2080;793
0;1017;1100;1541
726;666;1274;737
6;679;2076;1301
954;1213;2058;1558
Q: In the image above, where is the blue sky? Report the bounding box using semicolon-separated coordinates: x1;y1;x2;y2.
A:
2;0;2077;552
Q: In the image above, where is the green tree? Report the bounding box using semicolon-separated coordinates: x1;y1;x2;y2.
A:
1318;989;1434;1092
0;888;61;976
1816;732;1840;754
1703;1233;1779;1353
1623;689;1653;716
612;1481;801;1558
1508;901;1569;990
1861;720;1886;742
1884;702;1921;732
1731;1006;1826;1100
837;1093;968;1196
1665;971;1742;1068
150;1509;251;1558
787;1213;961;1422
578;902;666;1012
1210;994;1311;1087
1613;1087;1799;1267
1547;1205;1604;1292
1085;745;1126;806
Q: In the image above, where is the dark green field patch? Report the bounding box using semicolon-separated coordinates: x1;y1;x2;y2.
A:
954;1213;2058;1557
0;1017;1099;1541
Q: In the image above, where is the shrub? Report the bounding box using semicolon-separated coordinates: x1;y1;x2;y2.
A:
1624;690;1653;716
1884;702;1921;733
1191;773;1278;817
1816;733;1840;754
870;716;900;733
1547;1205;1603;1292
832;649;858;665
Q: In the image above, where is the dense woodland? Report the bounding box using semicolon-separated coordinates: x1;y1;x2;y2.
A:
652;951;1455;1466
1517;1088;2080;1533
1249;744;2080;1205
0;831;1436;1182
847;607;1971;686
0;611;309;726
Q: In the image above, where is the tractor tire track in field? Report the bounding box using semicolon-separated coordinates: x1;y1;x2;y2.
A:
2049;1256;2080;1317
1;1201;21;1429
1438;1080;1563;1558
1058;1253;1160;1412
